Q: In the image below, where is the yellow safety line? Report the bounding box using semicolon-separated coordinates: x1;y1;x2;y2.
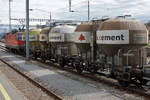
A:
0;83;11;100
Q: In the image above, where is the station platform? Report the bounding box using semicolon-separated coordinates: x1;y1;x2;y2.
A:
0;68;25;100
0;50;125;100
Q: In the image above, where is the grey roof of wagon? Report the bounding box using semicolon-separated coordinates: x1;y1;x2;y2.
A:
50;25;76;34
98;18;147;31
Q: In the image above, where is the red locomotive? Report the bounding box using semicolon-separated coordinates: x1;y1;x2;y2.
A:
5;31;24;53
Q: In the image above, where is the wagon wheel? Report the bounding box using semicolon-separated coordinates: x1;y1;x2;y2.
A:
60;63;65;68
41;52;46;63
76;66;83;74
41;57;46;63
76;68;83;73
33;54;37;60
58;57;64;68
90;67;98;73
139;79;148;86
118;80;129;87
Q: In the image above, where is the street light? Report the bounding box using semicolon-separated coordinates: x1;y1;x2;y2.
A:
9;0;13;32
88;0;90;21
29;9;52;24
26;0;30;61
69;0;75;12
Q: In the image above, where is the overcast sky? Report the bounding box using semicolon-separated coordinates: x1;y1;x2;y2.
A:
0;0;150;25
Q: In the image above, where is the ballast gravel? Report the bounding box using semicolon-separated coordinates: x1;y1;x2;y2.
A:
0;60;53;100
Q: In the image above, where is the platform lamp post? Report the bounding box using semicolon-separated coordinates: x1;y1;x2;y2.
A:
88;0;90;21
26;0;30;61
9;0;12;32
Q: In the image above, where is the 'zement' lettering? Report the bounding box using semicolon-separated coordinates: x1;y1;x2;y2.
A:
97;34;124;41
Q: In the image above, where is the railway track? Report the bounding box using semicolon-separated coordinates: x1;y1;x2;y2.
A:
0;43;150;100
0;45;7;51
39;59;150;100
0;44;62;100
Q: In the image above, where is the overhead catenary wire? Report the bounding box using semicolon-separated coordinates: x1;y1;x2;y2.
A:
1;0;150;24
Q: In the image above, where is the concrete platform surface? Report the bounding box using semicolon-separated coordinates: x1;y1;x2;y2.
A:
0;50;124;100
0;70;25;100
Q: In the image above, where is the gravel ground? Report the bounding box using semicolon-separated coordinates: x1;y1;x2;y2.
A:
0;42;5;47
0;60;53;100
0;48;149;100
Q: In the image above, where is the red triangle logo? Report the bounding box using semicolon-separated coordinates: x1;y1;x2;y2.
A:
78;34;85;41
42;35;45;39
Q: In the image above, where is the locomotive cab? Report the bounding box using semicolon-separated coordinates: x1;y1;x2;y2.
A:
5;31;24;54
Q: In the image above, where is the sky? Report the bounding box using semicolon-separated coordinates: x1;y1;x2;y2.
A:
0;0;150;25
